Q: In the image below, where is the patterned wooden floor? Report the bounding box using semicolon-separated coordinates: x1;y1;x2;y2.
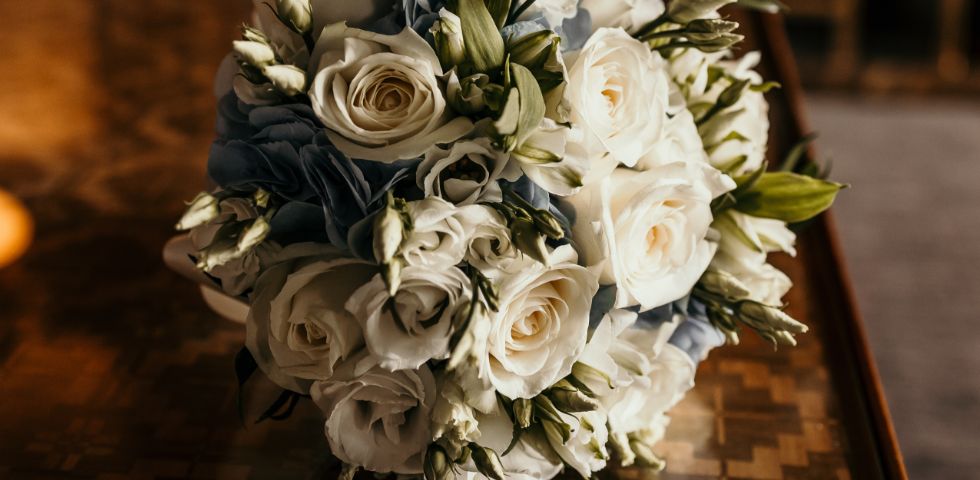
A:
0;1;884;478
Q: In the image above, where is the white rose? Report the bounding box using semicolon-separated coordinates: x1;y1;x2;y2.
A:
401;197;480;268
577;308;679;393
310;0;394;36
636;108;735;197
565;28;670;170
544;410;610;478
454;407;563;480
417;138;521;205
603;342;695;437
712;210;795;304
346;264;471;370
581;0;665;33
567;163;730;310
309;24;473;161
521;0;580;27
246;247;377;392
486;244;599;399
311;356;437;474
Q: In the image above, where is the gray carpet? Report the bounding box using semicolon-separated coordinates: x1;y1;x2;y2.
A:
806;94;980;479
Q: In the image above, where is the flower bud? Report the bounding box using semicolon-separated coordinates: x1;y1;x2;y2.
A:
468;444;505;480
241;25;269;44
547;380;600;413
431;9;466;68
447;72;489;115
738;301;808;334
512;398;533;429
507;30;560;70
531;210;565;240
700;269;751;299
629;439;666;471
276;0;312;34
717;78;751;110
176;192;219;231
382;258;403;296
686;18;740;36
373;193;406;265
511;217;549;265
667;0;737;24
424;445;453;480
252;188;271;208
693;32;745;52
237;216;271;253
196;239;241;272
233;40;276;67
261;64;306;96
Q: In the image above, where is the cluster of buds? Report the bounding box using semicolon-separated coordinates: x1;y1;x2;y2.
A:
639;17;744;54
486;188;565;266
696;269;809;346
372;191;413;295
176;189;276;272
233;0;313;103
423;442;505;480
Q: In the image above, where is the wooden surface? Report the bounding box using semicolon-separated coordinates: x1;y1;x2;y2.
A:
0;2;904;479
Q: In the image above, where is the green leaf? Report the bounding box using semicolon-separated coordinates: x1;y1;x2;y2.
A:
509;62;545;148
485;0;512;29
458;0;505;72
734;172;845;223
750;80;782;93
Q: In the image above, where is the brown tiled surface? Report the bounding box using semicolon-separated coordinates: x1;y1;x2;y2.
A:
0;2;883;478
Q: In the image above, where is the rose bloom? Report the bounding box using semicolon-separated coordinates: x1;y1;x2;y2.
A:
564;28;670;172
246;247;377;392
311;355;437;474
485;244;599;399
580;0;665;33
417;138;521;205
309;23;473;161
400;197;481;269
568;162;732;310
346;264;471;371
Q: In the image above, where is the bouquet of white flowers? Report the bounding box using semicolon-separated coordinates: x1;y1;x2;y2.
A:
168;0;844;477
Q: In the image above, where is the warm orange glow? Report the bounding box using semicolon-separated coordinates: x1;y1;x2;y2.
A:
0;189;33;268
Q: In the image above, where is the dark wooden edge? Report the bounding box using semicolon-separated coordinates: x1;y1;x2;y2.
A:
754;12;909;479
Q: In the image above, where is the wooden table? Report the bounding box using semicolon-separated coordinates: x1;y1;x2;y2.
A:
0;2;905;478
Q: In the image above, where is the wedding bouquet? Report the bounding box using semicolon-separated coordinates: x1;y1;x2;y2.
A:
171;0;843;477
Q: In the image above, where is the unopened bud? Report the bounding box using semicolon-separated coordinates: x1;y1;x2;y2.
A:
447;72;489;115
693;32;745;52
241;25;269;44
512;398;533;429
507;30;560;70
233;40;276;67
197;239;241;272
739;302;808;334
717;78;751;109
237;216;271;252
424;445;453;480
547;380;600;413
532;210;564;240
629;439;666;471
700;269;751;299
511;217;549;265
276;0;312;34
668;0;737;24
469;444;505;480
176;192;219;231
382;258;403;296
431;9;466;68
262;64;306;96
252;188;271;208
373;193;406;265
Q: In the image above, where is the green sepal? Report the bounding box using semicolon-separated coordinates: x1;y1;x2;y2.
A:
457;0;505;73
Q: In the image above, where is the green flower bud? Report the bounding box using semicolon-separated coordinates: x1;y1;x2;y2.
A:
738;302;808;334
237;216;271;253
252;188;271;208
196;239;241;272
261;64;306;96
447;72;489;115
629;439;666;471
667;0;737;24
511;217;549;265
431;9;466;68
175;192;219;231
469;444;505;480
424;445;453;480
512;398;533;429
531;210;565;240
276;0;312;34
547;380;600;413
507;30;560;70
700;269;751;300
233;40;276;67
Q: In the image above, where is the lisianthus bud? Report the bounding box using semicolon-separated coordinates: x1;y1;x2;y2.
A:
233;40;276;66
175;192;219;231
261;64;306;96
629;439;666;471
700;269;751;299
667;0;737;24
242;25;269;44
237;216;271;252
431;9;466;68
447;73;489;114
532;210;565;240
252;188;271;208
511;217;550;265
373;193;406;265
547;380;600;413
512;398;533;429
276;0;312;34
508;30;560;70
469;444;505;480
424;445;453;480
739;302;808;334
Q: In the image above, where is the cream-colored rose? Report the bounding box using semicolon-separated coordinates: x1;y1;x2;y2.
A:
311;356;437;474
246;247;376;392
401;197;481;268
521;0;580;27
565;28;670;170
346;265;471;370
462;206;522;276
309;24;473;161
567;162;730;310
581;0;665;33
417;138;521;205
485;244;599;399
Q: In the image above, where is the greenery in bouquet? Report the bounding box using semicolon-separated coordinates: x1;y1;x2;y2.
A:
174;0;843;477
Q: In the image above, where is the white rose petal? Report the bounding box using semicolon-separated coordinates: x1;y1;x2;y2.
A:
485;244;599;399
309;24;473;161
246;248;376;392
463;206;522;276
581;0;665;33
565;28;670;170
346;265;471;370
568;163;728;310
401;197;481;268
312;356;437;474
521;0;580;27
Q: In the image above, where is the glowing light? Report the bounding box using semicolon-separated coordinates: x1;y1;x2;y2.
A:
0;189;33;268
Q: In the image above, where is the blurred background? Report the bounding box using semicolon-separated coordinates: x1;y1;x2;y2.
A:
0;0;977;478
